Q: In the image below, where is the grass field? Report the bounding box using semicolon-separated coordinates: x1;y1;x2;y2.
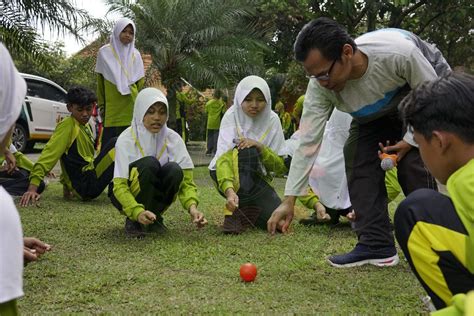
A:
17;166;427;314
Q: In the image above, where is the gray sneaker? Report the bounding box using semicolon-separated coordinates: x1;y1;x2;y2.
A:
328;244;399;268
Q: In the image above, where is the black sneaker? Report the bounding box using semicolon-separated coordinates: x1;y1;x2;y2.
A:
222;213;243;234
327;244;399;268
147;217;167;234
124;218;145;238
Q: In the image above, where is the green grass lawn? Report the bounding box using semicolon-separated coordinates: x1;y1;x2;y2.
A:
17;166;427;314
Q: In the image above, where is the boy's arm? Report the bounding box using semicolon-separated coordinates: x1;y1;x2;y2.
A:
178;169;199;211
29;121;71;187
260;146;287;177
112;177;146;221
13;151;34;171
20;121;72;206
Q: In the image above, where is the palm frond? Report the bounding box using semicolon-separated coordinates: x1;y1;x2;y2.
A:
1;0;95;63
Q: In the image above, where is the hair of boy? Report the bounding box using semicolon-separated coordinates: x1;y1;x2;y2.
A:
399;72;474;143
293;17;357;63
66;86;98;107
213;89;222;99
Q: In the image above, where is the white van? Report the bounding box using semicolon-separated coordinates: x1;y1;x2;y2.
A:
12;74;70;152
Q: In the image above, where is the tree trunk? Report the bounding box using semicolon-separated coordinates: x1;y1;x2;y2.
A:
167;87;177;130
366;0;377;32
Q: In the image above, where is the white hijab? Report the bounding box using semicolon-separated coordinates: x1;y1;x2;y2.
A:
95;18;145;95
0;43;26;143
0;43;25;303
114;88;193;179
209;75;285;170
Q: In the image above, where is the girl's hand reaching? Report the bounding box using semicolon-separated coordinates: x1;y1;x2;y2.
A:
225;188;239;212
137;210;157;225
314;201;331;222
189;205;208;229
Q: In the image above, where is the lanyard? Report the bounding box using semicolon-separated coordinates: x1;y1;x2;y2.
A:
109;45;136;81
236;125;272;143
131;127;167;160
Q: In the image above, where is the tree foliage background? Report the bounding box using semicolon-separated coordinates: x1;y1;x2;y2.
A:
0;0;96;61
257;0;473;104
105;0;270;126
2;0;473;139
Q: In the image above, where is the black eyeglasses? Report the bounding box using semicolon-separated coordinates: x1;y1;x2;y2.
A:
306;59;337;81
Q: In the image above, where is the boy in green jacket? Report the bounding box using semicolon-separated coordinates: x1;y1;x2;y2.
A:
205;89;226;155
20;87;116;206
395;72;474;311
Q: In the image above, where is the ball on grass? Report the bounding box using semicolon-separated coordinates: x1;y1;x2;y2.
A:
240;263;257;282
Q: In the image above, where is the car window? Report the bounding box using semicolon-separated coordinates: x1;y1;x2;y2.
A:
25;79;66;103
25;79;45;98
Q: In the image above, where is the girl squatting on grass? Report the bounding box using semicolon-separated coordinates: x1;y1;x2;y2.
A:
110;88;207;238
208;75;290;234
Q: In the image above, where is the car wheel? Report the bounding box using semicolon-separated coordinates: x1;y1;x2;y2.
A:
12;123;29;152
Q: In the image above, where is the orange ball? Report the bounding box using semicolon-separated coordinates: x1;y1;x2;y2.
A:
240;263;257;282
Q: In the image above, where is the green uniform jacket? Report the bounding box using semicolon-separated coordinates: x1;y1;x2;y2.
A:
13;151;34;171
97;74;145;127
113;169;199;221
0;150;34;171
175;91;194;120
205;98;226;130
29;117;95;191
447;158;474;273
280;112;292;135
215;146;319;209
293;95;304;122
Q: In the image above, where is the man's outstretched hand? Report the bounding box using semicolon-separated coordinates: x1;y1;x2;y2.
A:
267;196;296;235
378;140;412;162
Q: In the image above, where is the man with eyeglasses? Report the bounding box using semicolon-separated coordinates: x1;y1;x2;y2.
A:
267;17;450;268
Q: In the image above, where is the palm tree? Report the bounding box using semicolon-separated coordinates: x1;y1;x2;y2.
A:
0;0;94;60
106;0;271;124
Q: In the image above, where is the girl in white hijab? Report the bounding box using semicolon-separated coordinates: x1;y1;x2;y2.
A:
208;75;287;234
96;17;145;146
0;42;51;315
111;88;207;237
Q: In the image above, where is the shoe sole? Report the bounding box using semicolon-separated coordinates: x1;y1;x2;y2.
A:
327;254;399;268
